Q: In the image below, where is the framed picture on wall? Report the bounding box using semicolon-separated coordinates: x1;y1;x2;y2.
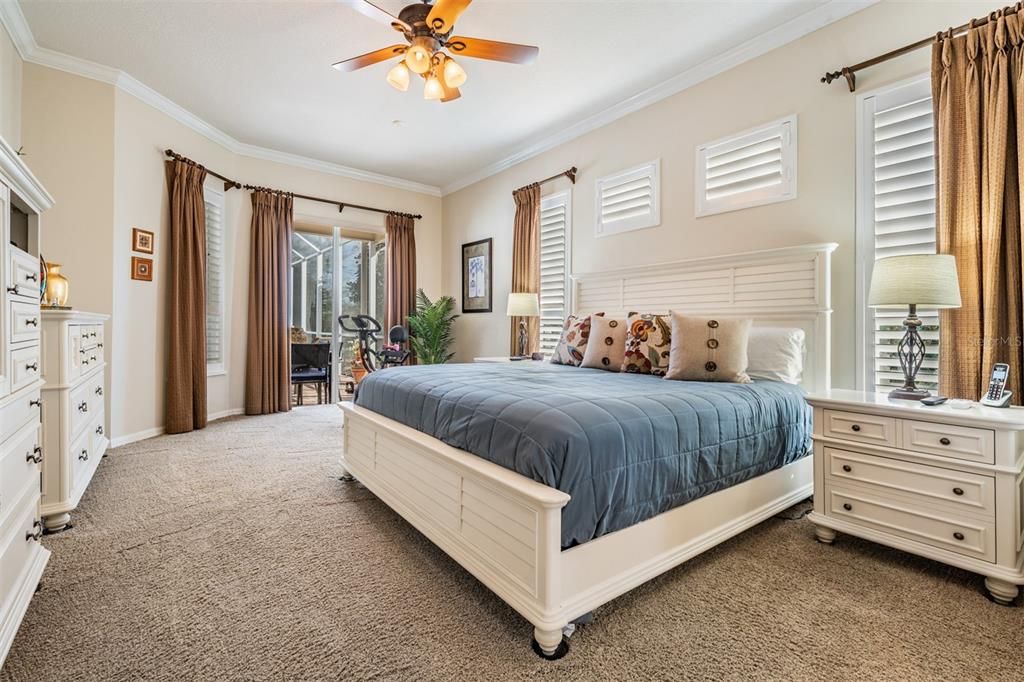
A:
462;238;492;313
132;228;155;254
131;256;153;282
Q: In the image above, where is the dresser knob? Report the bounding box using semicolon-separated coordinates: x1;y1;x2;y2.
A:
953;487;964;496
25;273;37;282
25;362;38;372
939;437;951;446
953;532;965;541
843;503;853;511
78;401;88;413
25;317;38;327
6;285;17;294
96;425;104;436
95;387;103;396
78;450;89;461
842;464;852;472
25;521;42;542
851;424;861;432
26;446;42;464
90;356;97;362
29;398;42;408
97;343;104;348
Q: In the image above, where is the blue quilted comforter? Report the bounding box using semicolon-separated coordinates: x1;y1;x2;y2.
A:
354;362;811;548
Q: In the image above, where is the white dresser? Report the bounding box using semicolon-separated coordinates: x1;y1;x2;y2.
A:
807;390;1024;605
39;310;109;533
0;137;52;664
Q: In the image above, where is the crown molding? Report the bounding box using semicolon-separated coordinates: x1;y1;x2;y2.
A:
440;0;878;195
0;0;442;197
0;133;54;210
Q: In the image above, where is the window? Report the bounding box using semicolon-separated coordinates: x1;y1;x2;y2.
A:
204;184;225;376
857;76;937;393
595;160;659;236
539;191;571;355
696;115;796;217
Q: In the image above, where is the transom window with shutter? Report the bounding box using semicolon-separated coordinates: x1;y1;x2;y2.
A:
539;191;571;355
204;184;226;376
696;115;797;217
857;76;938;394
595;160;659;236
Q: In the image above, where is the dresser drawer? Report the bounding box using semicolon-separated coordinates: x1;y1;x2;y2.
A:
87;370;105;413
0;387;42;441
0;424;40;526
0;490;42;609
902;419;995;465
828;486;995;562
8;300;40;345
70;429;93;491
826;447;994;516
89;411;108;460
823;409;897;447
9;344;41;394
69;380;95;438
7;247;39;300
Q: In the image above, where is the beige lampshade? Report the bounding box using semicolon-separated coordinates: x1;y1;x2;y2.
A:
868;254;962;309
506;292;540;317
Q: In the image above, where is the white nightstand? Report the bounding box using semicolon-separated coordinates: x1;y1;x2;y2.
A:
473;356;545;363
807;389;1024;605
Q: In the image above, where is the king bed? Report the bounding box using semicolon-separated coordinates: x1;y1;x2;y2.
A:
339;242;836;658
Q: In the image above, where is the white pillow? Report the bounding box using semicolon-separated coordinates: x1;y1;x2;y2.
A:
746;327;804;384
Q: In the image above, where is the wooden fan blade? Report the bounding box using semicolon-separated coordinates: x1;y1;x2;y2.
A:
445;36;539;64
440;81;461;103
351;0;411;33
426;0;472;34
331;44;406;72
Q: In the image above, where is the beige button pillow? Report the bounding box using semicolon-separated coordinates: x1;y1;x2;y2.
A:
581;317;627;372
665;313;753;383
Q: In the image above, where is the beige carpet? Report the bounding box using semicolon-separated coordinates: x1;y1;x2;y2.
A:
3;405;1023;681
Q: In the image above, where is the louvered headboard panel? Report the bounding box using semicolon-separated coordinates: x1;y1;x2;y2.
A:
571;243;837;392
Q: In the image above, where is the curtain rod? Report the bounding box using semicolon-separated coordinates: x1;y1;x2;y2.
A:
514;166;577;195
241;184;421;220
820;4;1022;92
164;149;242;191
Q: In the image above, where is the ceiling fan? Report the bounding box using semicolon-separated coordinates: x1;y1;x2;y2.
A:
332;0;539;102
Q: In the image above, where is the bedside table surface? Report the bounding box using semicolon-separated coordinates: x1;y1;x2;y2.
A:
473;356;545;363
807;389;1024;428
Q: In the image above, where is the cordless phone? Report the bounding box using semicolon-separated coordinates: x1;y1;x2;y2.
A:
980;363;1012;408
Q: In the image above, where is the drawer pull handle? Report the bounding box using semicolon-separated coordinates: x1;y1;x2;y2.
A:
953;487;964;496
850;424;861;432
25;362;38;372
26;446;42;464
96;425;104;435
953;531;965;541
29;398;42;408
6;285;17;294
939;437;951;446
79;449;89;461
26;521;42;542
25;273;37;282
90;356;97;362
842;464;852;473
25;317;38;327
97;343;104;348
95;387;103;396
78;401;88;413
843;503;853;511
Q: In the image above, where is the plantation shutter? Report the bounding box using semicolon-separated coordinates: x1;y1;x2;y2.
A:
595;160;660;236
867;81;937;393
204;189;225;370
539;192;570;355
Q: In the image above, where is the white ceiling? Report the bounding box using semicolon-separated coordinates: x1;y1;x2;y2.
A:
19;0;858;191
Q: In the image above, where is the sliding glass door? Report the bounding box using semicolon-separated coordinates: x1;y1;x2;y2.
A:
290;228;385;405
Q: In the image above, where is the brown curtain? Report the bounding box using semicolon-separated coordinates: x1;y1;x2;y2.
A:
933;11;1024;403
165;159;208;434
509;183;541;356
245;190;293;415
385;212;417;332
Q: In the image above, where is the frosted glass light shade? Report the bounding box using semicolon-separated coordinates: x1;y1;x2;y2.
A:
443;57;467;88
405;39;433;75
868;254;962;309
386;62;410;91
423;74;444;100
506;292;540;317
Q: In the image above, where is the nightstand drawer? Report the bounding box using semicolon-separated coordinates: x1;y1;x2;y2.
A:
902;420;995;465
823;409;896;447
828;486;995;562
826;447;995;516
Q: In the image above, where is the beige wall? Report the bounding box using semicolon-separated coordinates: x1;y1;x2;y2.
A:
0;26;21;146
441;0;991;390
20;64;443;442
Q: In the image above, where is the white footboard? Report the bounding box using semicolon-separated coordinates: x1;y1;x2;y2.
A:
341;403;571;635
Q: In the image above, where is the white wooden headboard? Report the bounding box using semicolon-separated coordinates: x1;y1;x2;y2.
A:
571;242;837;393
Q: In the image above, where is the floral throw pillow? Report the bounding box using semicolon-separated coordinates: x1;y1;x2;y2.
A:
621;313;672;375
550;313;604;366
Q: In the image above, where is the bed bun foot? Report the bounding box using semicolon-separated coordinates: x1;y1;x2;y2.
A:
532;627;569;660
985;577;1019;606
814;525;837;544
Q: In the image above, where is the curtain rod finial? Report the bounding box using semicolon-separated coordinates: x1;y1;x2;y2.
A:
566;167;577;184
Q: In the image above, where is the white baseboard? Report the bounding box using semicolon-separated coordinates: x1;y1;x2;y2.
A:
109;408;247;448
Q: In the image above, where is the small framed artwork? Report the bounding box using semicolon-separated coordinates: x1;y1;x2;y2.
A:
462;238;492;313
132;228;155;254
131;256;153;282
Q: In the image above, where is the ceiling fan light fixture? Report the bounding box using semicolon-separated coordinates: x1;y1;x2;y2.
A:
424;73;444;100
405;37;434;75
386;61;411;91
442;56;467;88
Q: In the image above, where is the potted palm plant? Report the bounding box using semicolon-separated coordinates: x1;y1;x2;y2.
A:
406;289;458;364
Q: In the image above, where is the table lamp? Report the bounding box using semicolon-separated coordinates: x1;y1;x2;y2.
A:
868;254;961;400
507;292;539;360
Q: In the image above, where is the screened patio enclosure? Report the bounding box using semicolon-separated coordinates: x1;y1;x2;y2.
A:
290;228;385;402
